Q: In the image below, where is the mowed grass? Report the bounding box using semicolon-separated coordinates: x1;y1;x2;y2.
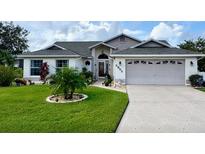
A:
197;87;205;92
0;85;128;133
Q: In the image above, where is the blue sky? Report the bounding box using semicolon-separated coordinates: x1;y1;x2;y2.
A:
14;21;205;51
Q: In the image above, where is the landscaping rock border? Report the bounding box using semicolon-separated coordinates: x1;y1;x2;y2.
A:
46;93;88;103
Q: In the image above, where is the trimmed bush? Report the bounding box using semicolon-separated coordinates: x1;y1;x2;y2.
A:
0;65;16;86
14;67;23;78
104;74;112;86
189;74;203;87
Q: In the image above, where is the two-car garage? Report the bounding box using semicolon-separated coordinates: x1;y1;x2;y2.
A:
126;59;185;85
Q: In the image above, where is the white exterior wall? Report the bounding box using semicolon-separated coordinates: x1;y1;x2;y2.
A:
113;57;199;85
23;58;31;78
185;58;198;84
23;58;84;81
113;58;126;84
45;59;56;75
74;58;84;71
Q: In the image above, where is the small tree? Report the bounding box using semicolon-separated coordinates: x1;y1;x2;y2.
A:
40;62;49;83
51;68;86;99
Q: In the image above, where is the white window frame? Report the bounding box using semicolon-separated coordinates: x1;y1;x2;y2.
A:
56;60;69;71
30;60;43;76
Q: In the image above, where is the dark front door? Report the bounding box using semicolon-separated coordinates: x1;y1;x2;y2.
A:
99;62;104;77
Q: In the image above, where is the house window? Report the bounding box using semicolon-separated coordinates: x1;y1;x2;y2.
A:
134;60;139;64
30;60;43;76
85;60;90;66
56;60;69;71
148;61;153;64
127;61;132;64
162;60;168;64
141;61;146;64
170;60;176;64
177;61;182;64
156;61;161;64
98;53;108;59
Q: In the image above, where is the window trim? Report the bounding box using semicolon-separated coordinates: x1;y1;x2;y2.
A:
56;60;69;71
30;60;43;76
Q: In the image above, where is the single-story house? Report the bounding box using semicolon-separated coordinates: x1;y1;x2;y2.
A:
17;33;205;85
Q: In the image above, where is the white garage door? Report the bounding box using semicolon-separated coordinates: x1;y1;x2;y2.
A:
126;59;185;85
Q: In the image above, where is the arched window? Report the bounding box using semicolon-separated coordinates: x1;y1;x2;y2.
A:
98;53;108;59
85;60;90;66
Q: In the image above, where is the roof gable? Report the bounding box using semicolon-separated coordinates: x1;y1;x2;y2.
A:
89;42;117;49
104;33;141;43
44;44;66;50
131;39;172;48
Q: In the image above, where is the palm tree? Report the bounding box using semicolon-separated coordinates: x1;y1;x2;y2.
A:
51;68;87;99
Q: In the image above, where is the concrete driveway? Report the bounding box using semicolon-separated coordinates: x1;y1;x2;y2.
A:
117;85;205;133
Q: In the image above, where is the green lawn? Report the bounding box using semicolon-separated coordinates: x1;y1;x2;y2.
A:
197;87;205;92
0;85;128;133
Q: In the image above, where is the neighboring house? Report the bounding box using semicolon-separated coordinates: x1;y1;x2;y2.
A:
17;33;205;85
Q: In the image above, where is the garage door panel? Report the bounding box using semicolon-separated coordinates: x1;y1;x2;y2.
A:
126;59;185;85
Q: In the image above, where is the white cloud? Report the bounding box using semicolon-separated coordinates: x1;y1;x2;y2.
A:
123;29;143;36
15;21;144;51
149;22;184;45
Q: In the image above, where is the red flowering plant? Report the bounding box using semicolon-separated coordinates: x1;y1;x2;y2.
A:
40;62;49;84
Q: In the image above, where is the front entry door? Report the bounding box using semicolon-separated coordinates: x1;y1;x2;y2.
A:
99;62;104;77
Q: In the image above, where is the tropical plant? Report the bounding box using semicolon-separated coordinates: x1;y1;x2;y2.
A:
81;67;93;85
0;65;16;86
50;68;87;99
40;62;49;83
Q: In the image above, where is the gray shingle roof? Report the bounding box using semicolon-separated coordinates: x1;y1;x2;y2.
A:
55;41;101;57
21;49;78;56
112;47;201;55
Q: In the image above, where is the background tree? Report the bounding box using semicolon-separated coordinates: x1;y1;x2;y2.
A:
178;37;205;71
0;22;29;55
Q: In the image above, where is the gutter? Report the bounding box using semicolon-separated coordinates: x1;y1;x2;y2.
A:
16;55;81;58
110;54;205;58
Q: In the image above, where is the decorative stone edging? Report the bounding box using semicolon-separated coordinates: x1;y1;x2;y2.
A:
46;93;88;103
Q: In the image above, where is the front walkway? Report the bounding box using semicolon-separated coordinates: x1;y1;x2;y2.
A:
92;80;126;93
117;85;205;133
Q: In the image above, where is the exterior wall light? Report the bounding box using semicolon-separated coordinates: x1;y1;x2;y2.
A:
119;61;122;65
190;61;194;66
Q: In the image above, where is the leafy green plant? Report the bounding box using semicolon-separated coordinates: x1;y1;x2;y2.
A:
0;65;16;86
40;62;49;83
13;67;23;78
0;50;15;66
81;67;93;85
189;74;203;87
104;74;112;86
50;68;87;99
